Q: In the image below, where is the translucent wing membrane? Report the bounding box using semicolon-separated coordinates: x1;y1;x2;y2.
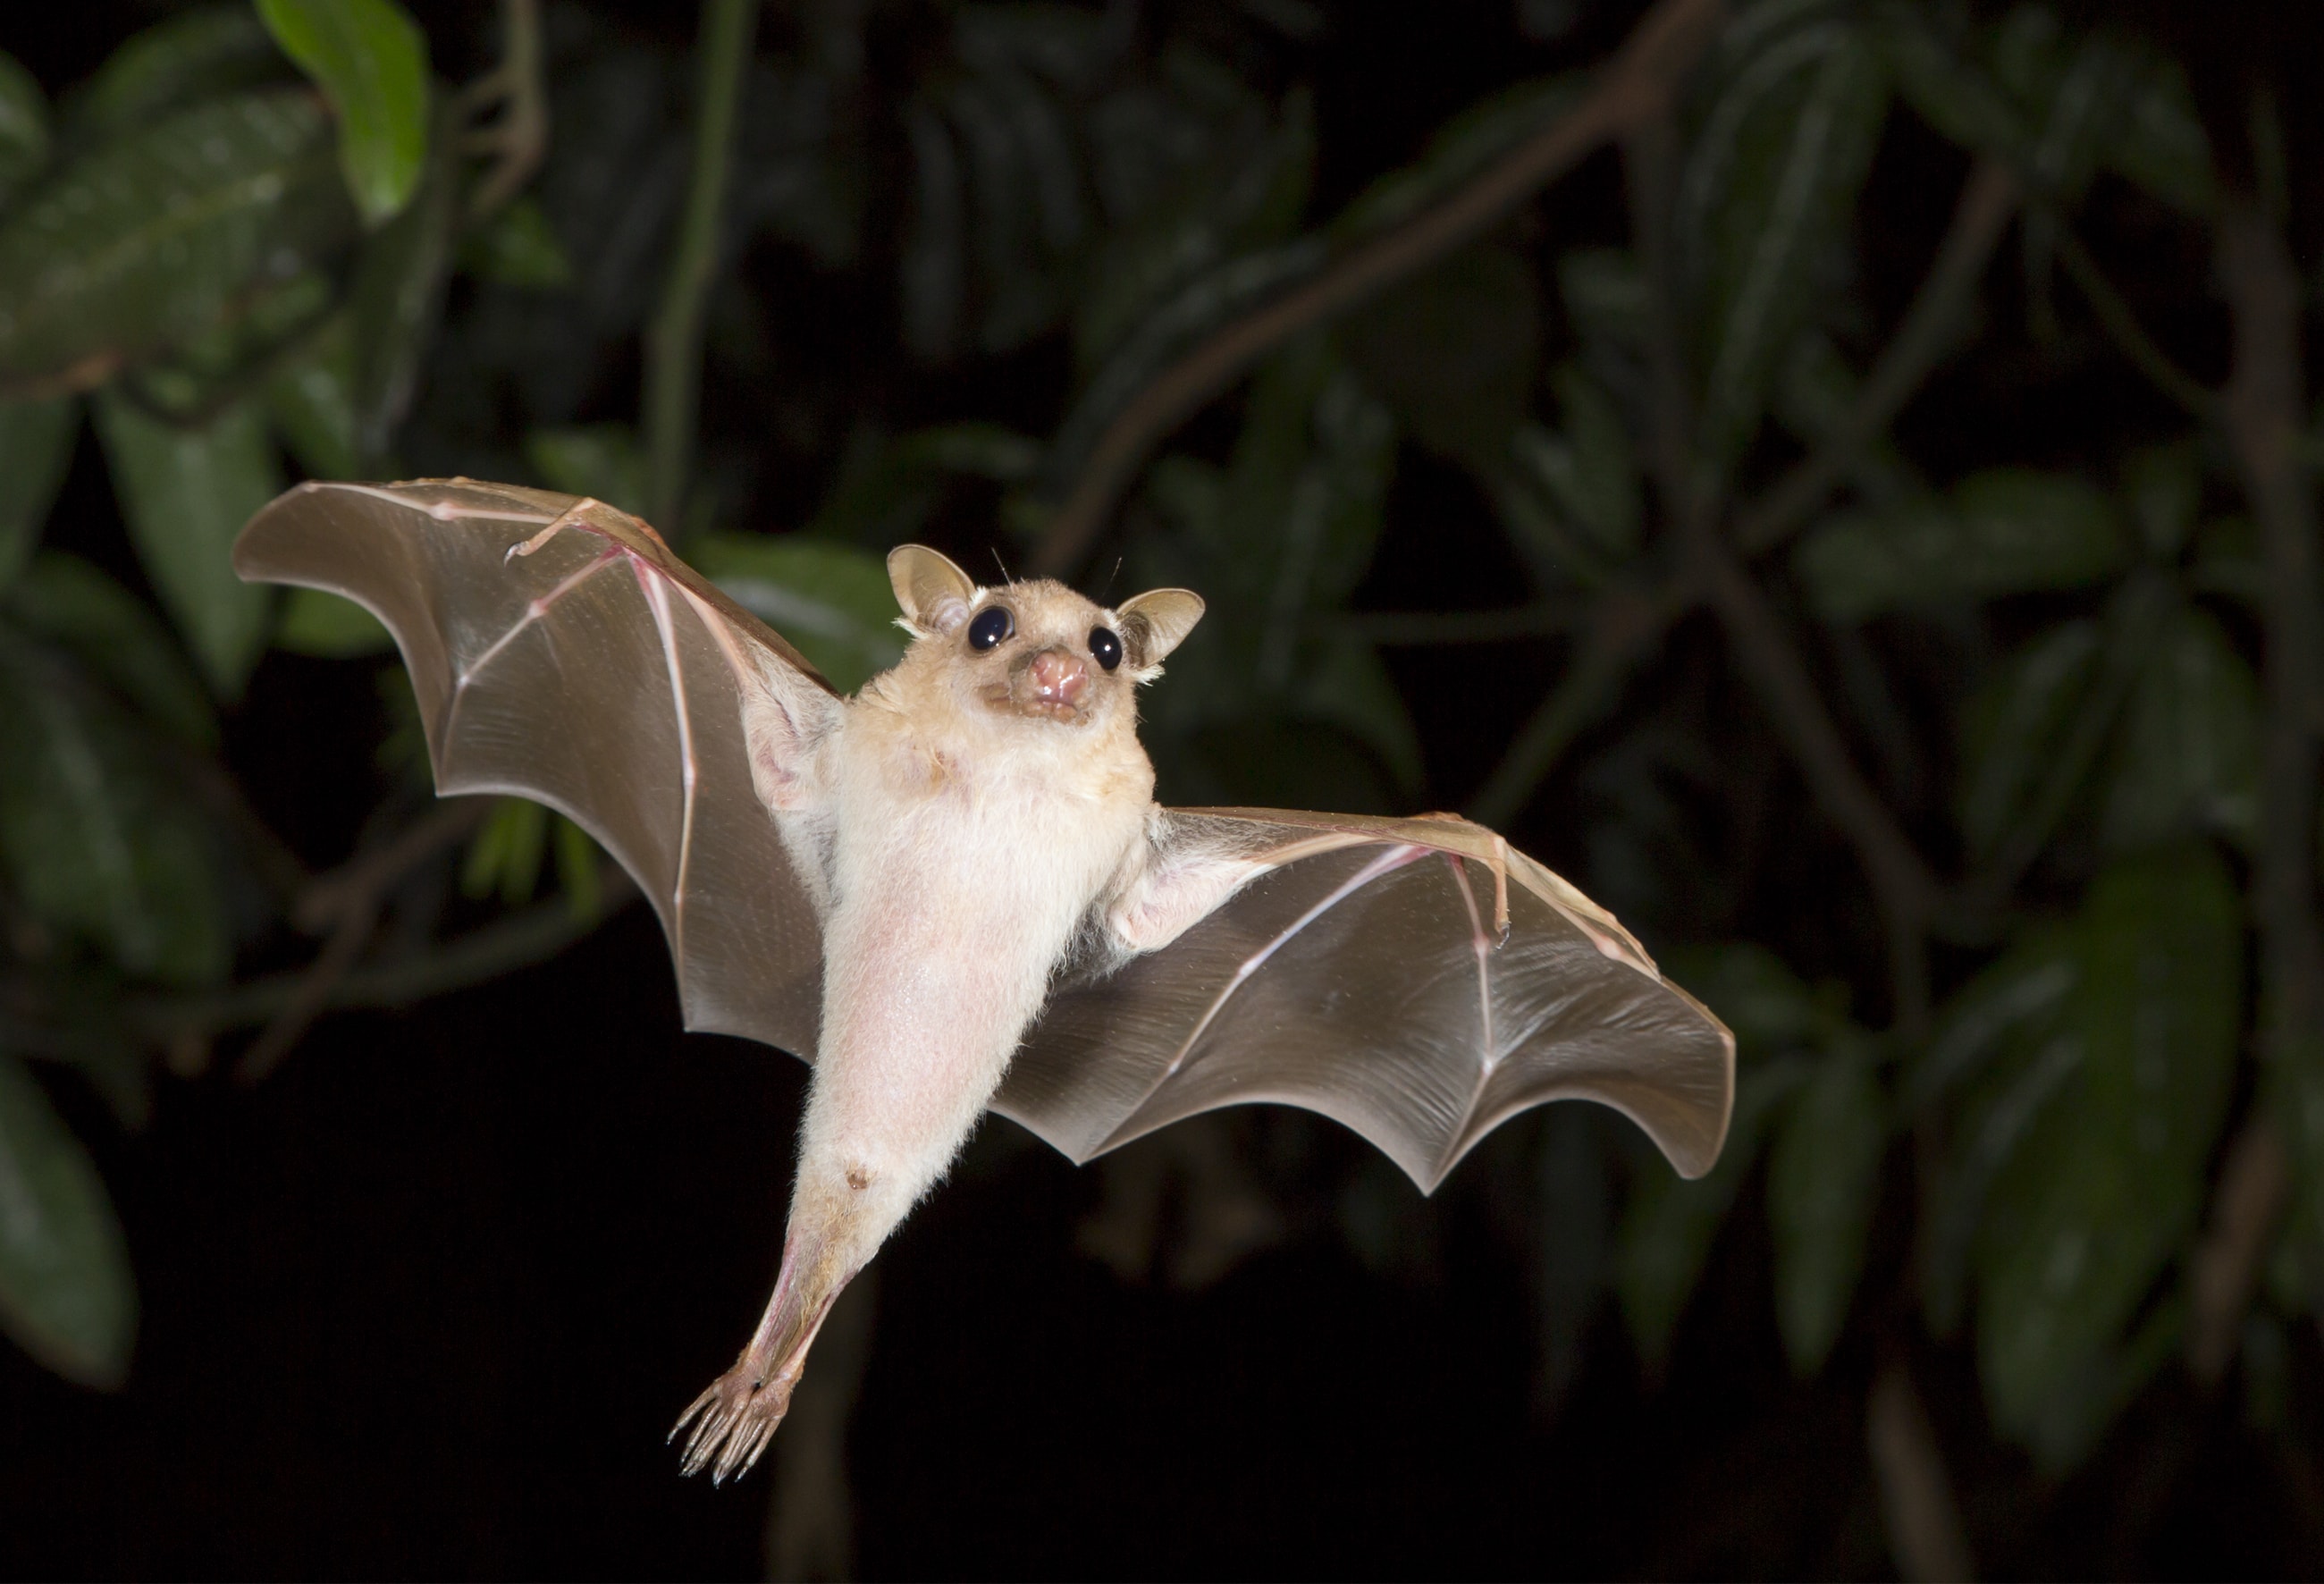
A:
233;479;831;1057
998;812;1734;1186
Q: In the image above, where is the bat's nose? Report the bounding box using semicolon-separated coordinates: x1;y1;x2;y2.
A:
1027;647;1089;708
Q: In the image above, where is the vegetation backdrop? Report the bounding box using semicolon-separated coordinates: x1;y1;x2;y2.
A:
2;0;2321;1575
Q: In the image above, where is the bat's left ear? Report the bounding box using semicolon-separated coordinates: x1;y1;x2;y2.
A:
888;544;978;634
1115;588;1205;666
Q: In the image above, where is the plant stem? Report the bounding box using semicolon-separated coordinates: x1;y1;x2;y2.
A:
2219;205;2324;1067
1026;0;1728;577
2054;219;2218;425
645;0;759;536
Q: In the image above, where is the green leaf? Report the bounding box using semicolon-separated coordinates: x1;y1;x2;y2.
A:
93;391;280;698
695;535;907;695
1343;244;1538;472
63;6;290;149
1334;72;1587;240
1557;248;1650;357
1686;19;1890;466
1795;468;2128;622
0;90;354;387
262;312;358;479
456;195;573;289
0;394;79;586
274;586;392;658
2102;46;2215;217
1874;0;2023;155
525;424;647;519
2121;440;2199;560
343;101;455;465
1915;927;2082;1335
463;796;547;905
0;631;230;985
0;52;51;207
1956;619;2102;864
1975;845;2241;1468
254;0;430;228
2101;606;2260;852
1616;1056;1808;1371
1507;363;1641;562
1768;1039;1887;1374
5;552;217;746
0;1055;136;1389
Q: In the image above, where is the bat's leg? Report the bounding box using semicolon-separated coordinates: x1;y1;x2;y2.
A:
669;1224;857;1485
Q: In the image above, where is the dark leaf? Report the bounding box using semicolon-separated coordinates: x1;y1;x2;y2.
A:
1685;17;1890;466
345;100;457;465
0;393;79;586
0;1054;136;1390
1333;73;1587;241
1659;941;1828;1056
62;5;290;149
0;52;50;207
2100;605;2259;852
525;423;647;518
1768;1037;1887;1374
1874;0;2024;155
1795;468;2128;622
5;552;217;746
255;0;431;227
92;391;280;697
1975;845;2241;1467
1955;618;2102;864
263;312;358;479
0;630;230;985
0;91;356;388
457;196;574;290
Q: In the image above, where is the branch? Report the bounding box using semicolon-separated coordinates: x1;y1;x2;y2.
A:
1867;1362;1977;1583
2053;220;2218;425
2219;204;2324;1065
1697;535;1941;1027
460;0;550;223
1025;0;1729;577
2187;1116;2289;1386
1735;160;2019;557
140;876;635;1042
644;0;760;535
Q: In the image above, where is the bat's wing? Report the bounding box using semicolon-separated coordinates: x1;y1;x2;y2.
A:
233;479;832;1057
994;808;1735;1188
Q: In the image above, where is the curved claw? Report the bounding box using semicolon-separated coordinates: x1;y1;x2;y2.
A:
669;1364;799;1484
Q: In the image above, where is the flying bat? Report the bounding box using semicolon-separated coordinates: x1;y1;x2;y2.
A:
232;479;1734;1483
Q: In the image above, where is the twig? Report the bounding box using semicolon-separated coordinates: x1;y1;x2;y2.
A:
139;874;635;1041
1735;161;2019;557
235;797;494;1080
1465;583;1682;830
294;797;491;934
1867;1361;1977;1583
2053;220;2218;425
460;0;550;222
1025;0;1729;577
2218;203;2324;1069
1697;535;1941;1028
2188;1116;2290;1386
644;0;760;535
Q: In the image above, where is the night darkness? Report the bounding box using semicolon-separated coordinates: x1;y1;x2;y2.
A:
4;0;2324;1577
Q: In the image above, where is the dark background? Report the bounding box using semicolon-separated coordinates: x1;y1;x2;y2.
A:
3;0;2321;1576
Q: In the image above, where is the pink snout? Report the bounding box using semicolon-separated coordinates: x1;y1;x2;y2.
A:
1026;648;1089;709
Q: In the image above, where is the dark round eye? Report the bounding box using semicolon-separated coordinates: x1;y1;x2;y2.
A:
967;605;1013;652
1089;626;1123;671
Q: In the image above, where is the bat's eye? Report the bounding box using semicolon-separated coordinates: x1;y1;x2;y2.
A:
1089;627;1123;671
967;605;1013;652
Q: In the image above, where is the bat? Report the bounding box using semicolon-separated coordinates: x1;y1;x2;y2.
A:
232;479;1735;1483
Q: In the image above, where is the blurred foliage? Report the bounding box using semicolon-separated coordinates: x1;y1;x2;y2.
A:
2;0;2321;1568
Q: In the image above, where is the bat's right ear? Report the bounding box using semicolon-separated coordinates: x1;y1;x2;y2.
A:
888;545;978;635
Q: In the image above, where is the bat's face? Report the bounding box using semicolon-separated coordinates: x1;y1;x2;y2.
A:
885;546;1205;744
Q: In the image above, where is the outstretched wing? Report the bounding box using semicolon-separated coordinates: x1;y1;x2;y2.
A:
233;479;835;1057
994;808;1734;1188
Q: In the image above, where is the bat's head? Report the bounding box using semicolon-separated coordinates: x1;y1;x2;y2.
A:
884;546;1203;738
